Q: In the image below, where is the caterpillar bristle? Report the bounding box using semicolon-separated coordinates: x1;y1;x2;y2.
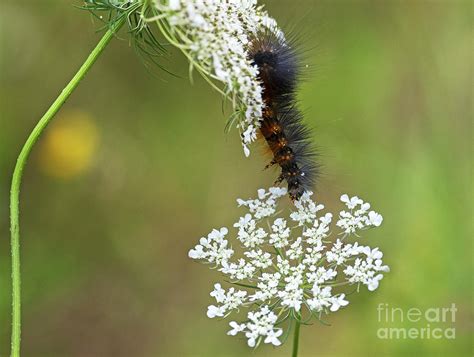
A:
249;29;319;201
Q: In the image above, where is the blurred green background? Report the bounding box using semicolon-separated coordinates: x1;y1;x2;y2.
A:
0;0;472;356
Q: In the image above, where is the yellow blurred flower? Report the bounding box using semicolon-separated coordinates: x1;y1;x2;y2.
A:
37;110;99;179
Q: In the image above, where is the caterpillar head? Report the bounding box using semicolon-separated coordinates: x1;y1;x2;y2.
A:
288;182;305;202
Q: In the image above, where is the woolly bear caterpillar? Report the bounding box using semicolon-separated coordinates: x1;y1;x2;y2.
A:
249;30;318;201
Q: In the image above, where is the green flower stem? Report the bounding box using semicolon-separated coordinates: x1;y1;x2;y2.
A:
292;314;301;357
9;18;124;357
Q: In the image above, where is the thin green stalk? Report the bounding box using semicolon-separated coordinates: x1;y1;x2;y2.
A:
9;18;124;357
292;313;301;357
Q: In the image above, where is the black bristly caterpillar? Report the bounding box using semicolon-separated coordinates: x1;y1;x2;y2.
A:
249;30;318;201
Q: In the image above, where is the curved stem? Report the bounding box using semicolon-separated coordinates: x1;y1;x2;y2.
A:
9;18;124;357
292;313;301;357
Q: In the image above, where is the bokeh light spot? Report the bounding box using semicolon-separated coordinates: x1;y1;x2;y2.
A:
37;110;99;179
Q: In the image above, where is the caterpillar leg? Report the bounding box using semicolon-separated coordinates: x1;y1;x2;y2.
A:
273;173;285;185
264;159;277;170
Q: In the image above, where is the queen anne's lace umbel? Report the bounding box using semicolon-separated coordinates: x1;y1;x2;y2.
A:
189;188;389;348
154;0;281;156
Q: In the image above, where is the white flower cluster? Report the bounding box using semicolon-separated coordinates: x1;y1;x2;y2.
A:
189;188;389;349
153;0;280;156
